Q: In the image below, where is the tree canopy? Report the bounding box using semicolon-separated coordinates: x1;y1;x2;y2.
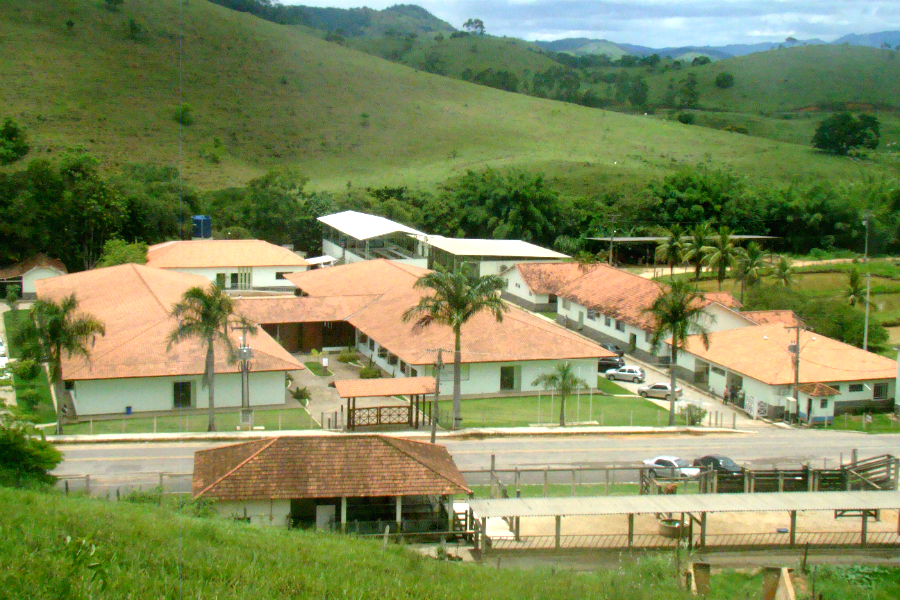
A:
811;112;880;156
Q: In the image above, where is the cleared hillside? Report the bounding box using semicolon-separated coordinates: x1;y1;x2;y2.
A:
0;1;895;192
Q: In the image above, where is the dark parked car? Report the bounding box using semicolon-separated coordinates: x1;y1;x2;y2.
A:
693;455;742;473
598;355;624;371
599;343;625;357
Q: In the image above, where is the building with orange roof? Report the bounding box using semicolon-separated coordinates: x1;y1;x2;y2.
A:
284;259;613;396
146;239;309;291
35;264;302;417
674;323;897;421
501;261;600;312
0;254;67;299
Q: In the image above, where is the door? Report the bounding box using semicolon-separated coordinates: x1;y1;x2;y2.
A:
500;366;516;391
315;504;336;531
173;381;192;409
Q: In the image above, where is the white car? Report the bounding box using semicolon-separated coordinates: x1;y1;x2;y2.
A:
605;366;645;383
643;456;700;478
0;339;6;357
637;382;682;399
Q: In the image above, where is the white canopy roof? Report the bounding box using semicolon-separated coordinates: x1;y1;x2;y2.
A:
318;211;425;241
421;235;568;259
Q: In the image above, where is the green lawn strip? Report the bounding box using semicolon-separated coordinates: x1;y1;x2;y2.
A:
439;394;667;428
595;377;631;395
64;407;318;435
303;361;333;377
826;412;900;434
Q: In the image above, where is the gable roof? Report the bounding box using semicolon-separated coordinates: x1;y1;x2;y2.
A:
235;295;379;324
318;210;425;241
146;240;309;269
423;236;568;259
286;259;613;365
334;377;436;399
0;254;67;280
798;382;841;397
557;264;666;330
513;262;601;295
680;323;897;386
742;310;801;327
192;435;470;500
34;264;302;381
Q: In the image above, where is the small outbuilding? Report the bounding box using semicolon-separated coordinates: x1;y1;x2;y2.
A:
192;435;471;532
0;254;67;299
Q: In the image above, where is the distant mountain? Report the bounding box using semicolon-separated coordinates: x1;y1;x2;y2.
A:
617;43;732;60
832;31;900;49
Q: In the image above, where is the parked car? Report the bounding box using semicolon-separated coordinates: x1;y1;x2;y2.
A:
599;343;625;357
637;382;682;400
605;366;645;383
643;456;700;478
693;455;742;473
598;355;624;371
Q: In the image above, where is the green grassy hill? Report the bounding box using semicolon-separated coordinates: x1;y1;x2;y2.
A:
1;0;896;194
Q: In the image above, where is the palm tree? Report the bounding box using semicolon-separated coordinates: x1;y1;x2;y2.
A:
403;267;507;429
701;226;743;291
15;294;105;434
771;255;795;288
654;225;685;277
531;362;588;427
735;242;766;304
168;285;253;432
644;280;711;426
682;222;712;281
846;266;866;306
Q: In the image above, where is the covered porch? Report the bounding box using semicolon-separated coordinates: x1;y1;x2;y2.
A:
334;377;436;431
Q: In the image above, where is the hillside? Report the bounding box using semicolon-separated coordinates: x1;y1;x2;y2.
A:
1;0;896;194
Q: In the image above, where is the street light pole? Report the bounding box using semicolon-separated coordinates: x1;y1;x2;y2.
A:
232;322;254;428
863;215;871;351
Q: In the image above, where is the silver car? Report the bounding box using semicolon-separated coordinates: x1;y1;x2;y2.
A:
605;366;645;383
637;382;683;399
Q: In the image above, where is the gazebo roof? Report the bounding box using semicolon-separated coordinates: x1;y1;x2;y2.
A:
334;377;436;398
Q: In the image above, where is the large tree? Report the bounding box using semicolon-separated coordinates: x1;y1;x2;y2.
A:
15;294;105;434
403;267;507;429
644;280;710;426
654;225;684;277
846;266;866;307
811;112;880;156
531;362;588;427
701;226;743;291
771;255;795;287
168;285;253;432
735;241;765;304
682;222;712;281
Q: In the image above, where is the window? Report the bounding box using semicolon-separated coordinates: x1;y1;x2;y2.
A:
820;399;828;409
644;332;652;343
874;383;888;399
562;298;571;310
215;273;226;288
276;272;289;280
831;384;840;392
500;366;516;391
604;316;611;327
849;383;864;393
173;381;192;409
587;310;596;321
387;353;398;366
368;339;374;351
615;320;625;332
399;360;407;374
359;333;368;344
230;273;239;288
711;367;726;376
377;347;388;360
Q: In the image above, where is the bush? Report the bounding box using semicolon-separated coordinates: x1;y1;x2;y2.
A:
0;411;63;487
358;361;382;379
290;386;310;405
104;0;123;10
811;112;880;155
125;18;147;42
0;117;29;165
714;72;735;89
681;404;707;426
173;103;194;126
336;347;358;363
676;112;694;125
723;124;748;134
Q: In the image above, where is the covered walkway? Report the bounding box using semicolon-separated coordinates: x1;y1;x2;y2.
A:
335;377;436;431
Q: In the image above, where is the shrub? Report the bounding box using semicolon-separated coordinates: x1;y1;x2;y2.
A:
290;386;310;405
336;347;358;363
714;72;735;89
0;117;29;165
173;103;193;126
676;112;694;125
0;411;63;487
681;404;707;426
358;361;382;379
723;124;749;134
125;18;147;42
103;0;123;10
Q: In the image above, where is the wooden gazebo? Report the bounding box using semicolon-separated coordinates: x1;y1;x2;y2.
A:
334;377;435;431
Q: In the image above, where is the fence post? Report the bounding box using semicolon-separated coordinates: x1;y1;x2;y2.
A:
543;467;549;497
555;515;561;549
85;474;91;494
571;469;576;496
628;514;634;548
514;468;520;498
159;473;164;489
605;468;610;496
154;416;157;433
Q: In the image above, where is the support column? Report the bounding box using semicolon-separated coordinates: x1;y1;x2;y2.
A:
447;495;454;532
861;512;868;547
790;510;797;547
700;512;707;548
555;515;562;550
480;517;488;552
395;495;402;532
628;514;635;548
341;497;347;533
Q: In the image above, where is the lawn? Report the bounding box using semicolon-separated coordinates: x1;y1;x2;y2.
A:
438;394;669;428
64;407;319;435
2;309;27;359
303;361;333;377
2;309;56;425
826;412;900;434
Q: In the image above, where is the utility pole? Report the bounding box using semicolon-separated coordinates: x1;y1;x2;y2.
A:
863;214;871;351
788;318;805;422
431;348;442;444
608;214;619;265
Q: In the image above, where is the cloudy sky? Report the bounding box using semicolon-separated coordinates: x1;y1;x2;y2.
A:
281;1;899;47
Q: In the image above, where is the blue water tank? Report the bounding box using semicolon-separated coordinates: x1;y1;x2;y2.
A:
192;215;212;239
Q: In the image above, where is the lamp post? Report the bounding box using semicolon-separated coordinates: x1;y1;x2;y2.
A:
862;215;872;351
608;229;617;265
232;323;254;428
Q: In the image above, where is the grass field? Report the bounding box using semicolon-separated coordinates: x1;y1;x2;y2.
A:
826;412;900;434
2;309;56;424
440;394;668;428
64;406;318;434
303;361;333;377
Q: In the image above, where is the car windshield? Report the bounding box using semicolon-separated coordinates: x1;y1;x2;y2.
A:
674;459;690;468
720;458;738;469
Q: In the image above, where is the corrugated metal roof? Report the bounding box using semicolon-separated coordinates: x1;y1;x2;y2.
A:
421;236;568;259
586;235;777;243
318;211;425;241
468;491;900;518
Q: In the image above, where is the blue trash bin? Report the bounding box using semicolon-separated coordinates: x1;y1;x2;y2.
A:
125;406;132;415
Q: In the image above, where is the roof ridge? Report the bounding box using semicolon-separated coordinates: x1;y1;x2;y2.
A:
380;436;466;491
196;438;278;498
131;263;181;313
63;317;174;378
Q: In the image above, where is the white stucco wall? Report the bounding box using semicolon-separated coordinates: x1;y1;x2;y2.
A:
217;499;291;527
501;267;550;305
71;371;287;416
701;304;757;333
23;267;65;294
164;266;305;289
559;300;662;357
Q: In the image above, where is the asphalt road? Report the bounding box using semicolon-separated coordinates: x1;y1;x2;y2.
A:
54;428;900;493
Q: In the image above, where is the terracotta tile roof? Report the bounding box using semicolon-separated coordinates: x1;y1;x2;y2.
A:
742;310;801;327
234;295;379;324
0;254;67;279
680;323;897;386
514;262;602;295
798;382;841;397
286;260;614;365
146;240;309;269
704;291;741;309
334;377;436;398
192;435;470;500
34;264;302;381
557;264;666;330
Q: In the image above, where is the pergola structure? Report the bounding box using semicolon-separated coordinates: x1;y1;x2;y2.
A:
335;377;436;431
468;491;900;552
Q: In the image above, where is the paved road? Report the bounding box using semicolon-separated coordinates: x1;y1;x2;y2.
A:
54;428;899;492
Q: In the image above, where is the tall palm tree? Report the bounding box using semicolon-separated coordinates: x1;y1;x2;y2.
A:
531;362;588;427
168;285;253;432
15;294;105;434
846;266;866;306
771;255;795;288
644;280;711;426
701;226;743;291
682;222;712;281
654;225;685;277
735;242;766;304
403;267;507;429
